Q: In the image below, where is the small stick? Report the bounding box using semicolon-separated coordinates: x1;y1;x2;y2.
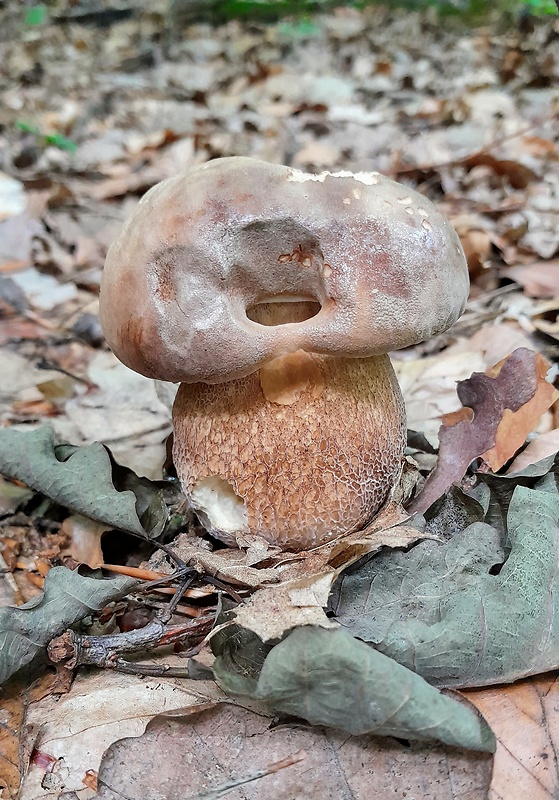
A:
48;612;214;677
182;750;308;800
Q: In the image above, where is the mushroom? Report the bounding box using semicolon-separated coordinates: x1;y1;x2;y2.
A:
100;157;468;551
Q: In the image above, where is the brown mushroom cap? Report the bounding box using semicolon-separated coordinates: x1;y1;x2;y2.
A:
100;157;469;385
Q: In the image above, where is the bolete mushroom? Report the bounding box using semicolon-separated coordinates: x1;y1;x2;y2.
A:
100;157;468;551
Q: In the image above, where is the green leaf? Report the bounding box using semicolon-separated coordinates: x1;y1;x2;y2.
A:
0;426;166;538
256;627;495;752
43;132;77;153
24;5;46;26
0;566;137;685
334;484;559;687
15;121;41;135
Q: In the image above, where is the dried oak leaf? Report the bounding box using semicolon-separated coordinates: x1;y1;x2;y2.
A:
0;566;137;685
333;482;559;689
0;425;167;538
408;348;557;515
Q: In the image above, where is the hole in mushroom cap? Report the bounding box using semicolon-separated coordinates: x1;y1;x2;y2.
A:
190;476;248;534
246;298;321;326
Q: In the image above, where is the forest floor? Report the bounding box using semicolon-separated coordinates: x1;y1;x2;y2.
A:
1;3;559;799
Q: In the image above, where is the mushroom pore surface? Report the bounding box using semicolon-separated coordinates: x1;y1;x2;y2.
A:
100;157;469;550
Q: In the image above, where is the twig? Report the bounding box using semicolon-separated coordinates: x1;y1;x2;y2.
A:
115;531;245;603
181;750;307;800
47;612;214;677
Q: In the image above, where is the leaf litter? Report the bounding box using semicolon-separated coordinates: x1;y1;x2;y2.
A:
0;2;559;798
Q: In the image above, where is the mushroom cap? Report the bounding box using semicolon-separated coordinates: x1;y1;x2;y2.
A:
100;157;469;384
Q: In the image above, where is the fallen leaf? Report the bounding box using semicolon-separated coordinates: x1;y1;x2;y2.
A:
0;215;41;272
9;267;78;310
482;352;558;471
60;514;107;569
453;214;493;278
506;430;559;474
53;351;172;480
463;153;539;190
334;482;559;688
463;323;537;368
177;545;280;589
233;579;337;641
292;140;340;169
0;426;167;538
0;174;27;220
392;346;486;445
256;627;495;751
20;669;225;800
409;348;556;514
0;476;32;516
0;566;137;685
92;703;493;800
232;514;424;642
0;671;42;800
466;674;559;800
508;260;559;298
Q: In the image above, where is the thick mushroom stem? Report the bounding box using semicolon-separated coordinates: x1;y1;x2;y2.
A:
172;348;406;551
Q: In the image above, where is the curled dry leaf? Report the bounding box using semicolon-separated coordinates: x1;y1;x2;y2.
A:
213;623;495;752
408;348;557;515
232;509;424;642
175;545;280;589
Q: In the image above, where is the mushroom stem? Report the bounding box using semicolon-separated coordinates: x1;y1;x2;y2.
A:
172;349;406;551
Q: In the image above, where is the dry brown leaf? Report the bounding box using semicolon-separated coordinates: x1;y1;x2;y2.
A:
453;214;493;278
0;215;41;272
292;141;340;169
392;345;486;444
507;430;559;474
466;673;559;800
409;348;556;514
234;578;337;641
178;545;280;589
0;671;54;800
60;514;107;569
94;702;493;800
464;153;539;190
464;323;537;368
234;513;425;641
0;676;32;800
508;260;559;298
20;669;226;800
482;352;559;471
